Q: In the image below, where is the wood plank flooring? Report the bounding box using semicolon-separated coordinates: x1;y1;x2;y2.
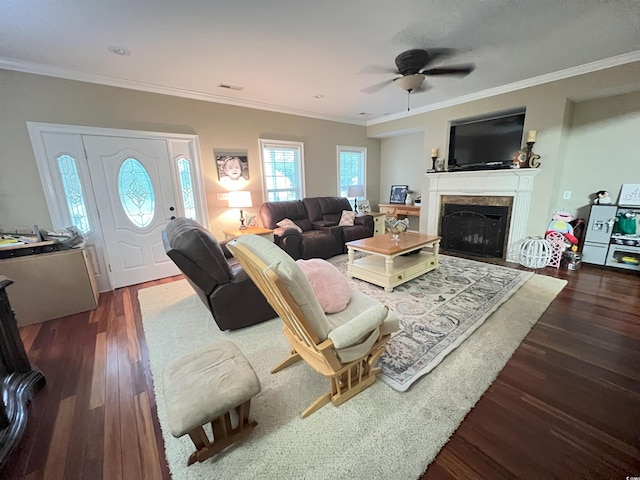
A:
1;263;639;479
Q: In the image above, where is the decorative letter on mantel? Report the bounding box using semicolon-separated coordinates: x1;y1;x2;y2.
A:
423;169;540;262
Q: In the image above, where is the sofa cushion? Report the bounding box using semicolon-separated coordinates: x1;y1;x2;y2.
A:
304;197;353;224
259;200;308;229
296;258;351;313
338;210;356;226
276;218;303;233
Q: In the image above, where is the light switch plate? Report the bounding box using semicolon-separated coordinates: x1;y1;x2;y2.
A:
562;191;571;200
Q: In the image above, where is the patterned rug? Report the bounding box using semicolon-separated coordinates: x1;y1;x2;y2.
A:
329;254;532;391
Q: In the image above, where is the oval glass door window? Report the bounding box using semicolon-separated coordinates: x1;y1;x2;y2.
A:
118;157;156;228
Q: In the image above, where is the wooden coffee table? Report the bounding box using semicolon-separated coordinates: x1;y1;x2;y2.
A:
345;232;441;292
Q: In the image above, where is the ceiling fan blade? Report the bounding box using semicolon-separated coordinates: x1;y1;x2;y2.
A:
357;64;398;75
361;78;396;94
418;48;459;68
421;64;475;76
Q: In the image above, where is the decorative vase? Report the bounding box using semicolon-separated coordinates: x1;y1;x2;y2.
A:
405;193;414;205
385;218;409;242
517;236;552;269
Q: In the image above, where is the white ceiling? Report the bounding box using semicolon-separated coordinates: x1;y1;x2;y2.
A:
2;1;640;125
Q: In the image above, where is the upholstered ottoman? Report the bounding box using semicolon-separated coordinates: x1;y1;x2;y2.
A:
163;340;261;465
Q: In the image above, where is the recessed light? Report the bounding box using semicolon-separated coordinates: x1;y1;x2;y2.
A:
358;112;373;116
108;46;131;56
313;94;325;99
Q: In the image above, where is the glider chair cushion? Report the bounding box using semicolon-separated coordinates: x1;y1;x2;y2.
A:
162;217;276;331
227;234;398;418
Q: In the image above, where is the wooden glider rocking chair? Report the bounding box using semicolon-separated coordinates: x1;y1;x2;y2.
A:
227;235;398;418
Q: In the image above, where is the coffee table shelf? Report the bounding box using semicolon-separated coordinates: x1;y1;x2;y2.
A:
346;232;441;292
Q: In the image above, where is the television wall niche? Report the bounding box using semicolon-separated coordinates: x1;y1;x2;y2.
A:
448;110;525;170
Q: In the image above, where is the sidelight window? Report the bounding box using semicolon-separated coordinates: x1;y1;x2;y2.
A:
177;157;197;220
57;154;91;234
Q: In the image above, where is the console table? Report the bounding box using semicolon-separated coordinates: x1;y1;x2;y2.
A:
0;277;46;467
378;203;421;220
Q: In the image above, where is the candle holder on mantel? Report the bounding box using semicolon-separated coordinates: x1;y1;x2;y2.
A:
513;132;541;169
427;156;438;173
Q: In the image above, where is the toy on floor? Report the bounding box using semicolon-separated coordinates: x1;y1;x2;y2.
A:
546;210;578;246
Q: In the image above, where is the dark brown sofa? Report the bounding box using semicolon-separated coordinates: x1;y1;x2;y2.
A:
303;197;374;252
162;217;276;330
259;197;373;260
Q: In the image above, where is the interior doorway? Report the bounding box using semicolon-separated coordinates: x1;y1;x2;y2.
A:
28;123;207;291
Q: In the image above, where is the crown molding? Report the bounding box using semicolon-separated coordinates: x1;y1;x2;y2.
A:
0;57;367;126
2;51;639;129
366;50;640;126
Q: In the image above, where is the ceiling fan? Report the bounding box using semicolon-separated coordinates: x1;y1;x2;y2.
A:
362;48;475;110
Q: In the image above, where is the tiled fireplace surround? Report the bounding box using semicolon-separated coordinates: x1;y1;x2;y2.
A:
423;169;540;262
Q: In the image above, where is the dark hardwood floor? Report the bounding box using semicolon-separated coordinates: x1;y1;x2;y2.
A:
1;261;639;479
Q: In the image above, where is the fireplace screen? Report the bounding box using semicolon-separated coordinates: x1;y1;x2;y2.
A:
440;204;509;258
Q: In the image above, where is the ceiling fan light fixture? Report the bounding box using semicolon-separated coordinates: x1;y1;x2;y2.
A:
394;74;425;92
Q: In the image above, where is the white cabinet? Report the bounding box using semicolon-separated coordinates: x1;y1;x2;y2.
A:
371;213;386;237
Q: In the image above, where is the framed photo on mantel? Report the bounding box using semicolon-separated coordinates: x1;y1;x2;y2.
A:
389;185;408;204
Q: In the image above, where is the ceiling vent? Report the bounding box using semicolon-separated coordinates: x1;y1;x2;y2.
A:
217;83;244;91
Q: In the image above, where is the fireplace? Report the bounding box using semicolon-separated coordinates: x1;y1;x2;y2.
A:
422;169;539;262
440;202;510;258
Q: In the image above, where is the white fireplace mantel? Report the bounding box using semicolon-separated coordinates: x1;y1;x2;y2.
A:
422;169;540;262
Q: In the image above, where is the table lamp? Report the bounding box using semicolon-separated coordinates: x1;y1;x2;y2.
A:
228;190;253;229
347;185;364;213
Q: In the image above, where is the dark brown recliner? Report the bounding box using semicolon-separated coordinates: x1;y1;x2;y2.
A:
259;200;343;260
303;197;374;252
162;217;275;330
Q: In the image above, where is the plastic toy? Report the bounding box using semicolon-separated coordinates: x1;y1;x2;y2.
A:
546;210;578;246
594;190;612;204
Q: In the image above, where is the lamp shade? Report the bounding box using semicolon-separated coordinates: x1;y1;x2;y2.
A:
228;190;252;208
347;185;364;198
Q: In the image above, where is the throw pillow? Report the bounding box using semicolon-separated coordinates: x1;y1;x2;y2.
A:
296;258;351;313
338;210;356;227
276;218;303;233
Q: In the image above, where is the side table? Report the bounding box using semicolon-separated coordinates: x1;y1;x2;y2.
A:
367;212;387;237
223;227;274;242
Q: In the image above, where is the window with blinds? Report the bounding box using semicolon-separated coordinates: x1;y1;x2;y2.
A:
337;146;366;197
259;139;305;202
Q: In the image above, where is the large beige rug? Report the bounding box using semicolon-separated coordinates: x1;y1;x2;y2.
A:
139;259;566;480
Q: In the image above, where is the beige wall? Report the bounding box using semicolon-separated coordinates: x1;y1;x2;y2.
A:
561;91;640;220
0;70;380;239
369;61;640;237
379;131;424;230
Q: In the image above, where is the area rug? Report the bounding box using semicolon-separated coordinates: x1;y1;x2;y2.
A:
139;255;566;480
330;254;533;391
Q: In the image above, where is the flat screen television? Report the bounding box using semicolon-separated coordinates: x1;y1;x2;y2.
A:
447;111;525;171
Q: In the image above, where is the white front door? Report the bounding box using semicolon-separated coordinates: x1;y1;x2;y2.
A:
83;136;180;288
